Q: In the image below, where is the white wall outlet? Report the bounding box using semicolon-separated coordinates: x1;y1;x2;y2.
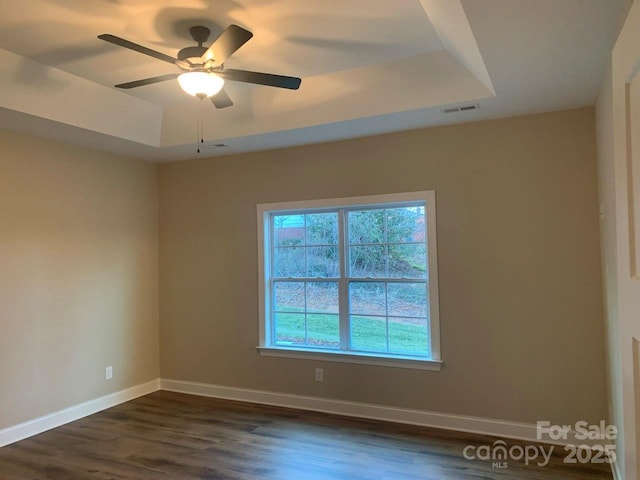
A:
315;367;324;382
106;366;113;380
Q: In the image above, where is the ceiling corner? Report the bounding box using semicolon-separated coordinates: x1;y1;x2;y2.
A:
420;0;495;96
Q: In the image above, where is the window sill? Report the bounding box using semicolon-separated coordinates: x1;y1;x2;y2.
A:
256;346;442;371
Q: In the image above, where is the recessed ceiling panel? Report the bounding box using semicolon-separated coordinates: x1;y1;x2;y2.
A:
0;0;626;161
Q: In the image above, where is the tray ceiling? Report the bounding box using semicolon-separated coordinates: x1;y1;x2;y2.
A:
0;0;625;161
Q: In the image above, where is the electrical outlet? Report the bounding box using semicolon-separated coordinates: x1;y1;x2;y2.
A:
106;366;113;380
315;367;324;382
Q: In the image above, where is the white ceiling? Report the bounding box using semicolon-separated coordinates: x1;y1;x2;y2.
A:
0;0;625;161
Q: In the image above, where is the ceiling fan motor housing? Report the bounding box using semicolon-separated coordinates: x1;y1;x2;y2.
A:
178;26;212;64
177;46;208;63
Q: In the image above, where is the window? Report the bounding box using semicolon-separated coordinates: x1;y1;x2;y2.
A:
257;191;441;370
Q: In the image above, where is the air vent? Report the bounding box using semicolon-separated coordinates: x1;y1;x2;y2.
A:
441;104;480;114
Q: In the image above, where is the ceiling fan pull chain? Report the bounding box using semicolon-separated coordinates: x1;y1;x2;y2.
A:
200;101;205;144
196;103;206;154
196;119;201;154
200;106;204;143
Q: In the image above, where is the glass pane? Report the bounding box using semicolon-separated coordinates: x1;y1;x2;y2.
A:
388;244;427;278
306;282;339;314
348;209;385;244
386;206;425;243
307;246;339;277
274;247;305;277
306;213;338;245
307;314;340;349
275;313;305;346
349;245;386;277
387;283;427;317
388;317;429;356
274;215;305;246
349;282;386;316
274;282;305;312
350;316;387;352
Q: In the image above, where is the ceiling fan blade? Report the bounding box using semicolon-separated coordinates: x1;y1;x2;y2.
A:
98;34;177;65
211;88;234;109
115;74;179;89
219;69;301;90
201;25;253;66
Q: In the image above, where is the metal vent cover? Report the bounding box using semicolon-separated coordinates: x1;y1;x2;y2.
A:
441;104;480;114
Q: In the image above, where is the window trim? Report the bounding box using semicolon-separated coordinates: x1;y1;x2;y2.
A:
257;191;441;369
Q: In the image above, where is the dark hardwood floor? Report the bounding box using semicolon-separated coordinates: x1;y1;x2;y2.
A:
0;391;612;479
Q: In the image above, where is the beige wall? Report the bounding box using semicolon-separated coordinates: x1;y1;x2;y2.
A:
159;107;607;425
0;106;607;433
0;130;160;429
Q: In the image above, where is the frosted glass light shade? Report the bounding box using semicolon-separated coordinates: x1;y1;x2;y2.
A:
178;72;224;98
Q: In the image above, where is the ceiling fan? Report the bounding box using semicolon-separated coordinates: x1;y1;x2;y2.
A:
98;25;302;108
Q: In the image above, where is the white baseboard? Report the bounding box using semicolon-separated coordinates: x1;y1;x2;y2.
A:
160;378;545;443
1;377;608;453
0;379;160;447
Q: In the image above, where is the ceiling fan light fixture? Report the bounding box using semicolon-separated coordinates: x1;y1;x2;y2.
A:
178;72;224;98
99;24;301;109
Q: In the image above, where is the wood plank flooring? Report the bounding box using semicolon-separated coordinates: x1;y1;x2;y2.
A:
0;391;612;479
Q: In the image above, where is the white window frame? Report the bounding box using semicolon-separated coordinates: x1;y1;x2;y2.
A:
256;191;442;371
